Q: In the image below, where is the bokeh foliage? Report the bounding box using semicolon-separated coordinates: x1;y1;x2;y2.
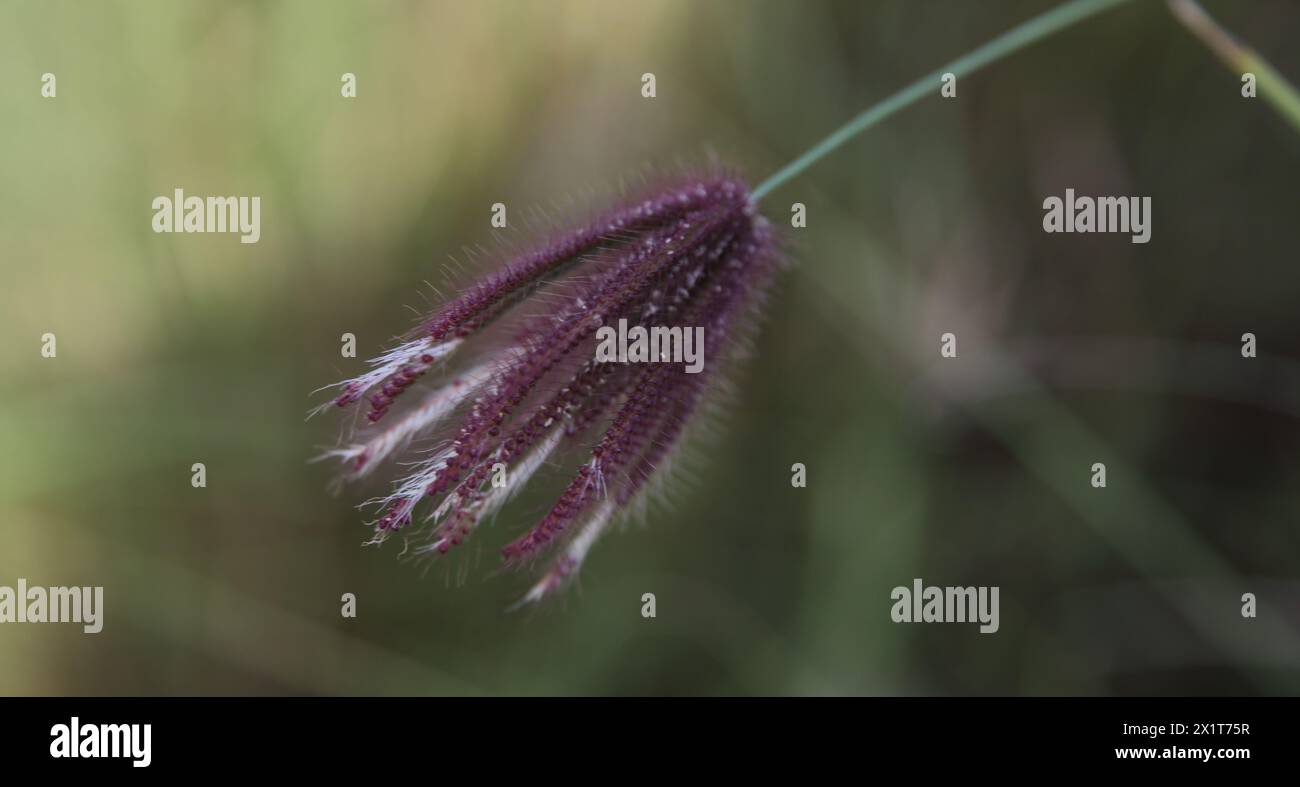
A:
1;0;1298;695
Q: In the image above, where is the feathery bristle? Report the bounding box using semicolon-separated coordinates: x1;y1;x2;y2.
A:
314;172;782;602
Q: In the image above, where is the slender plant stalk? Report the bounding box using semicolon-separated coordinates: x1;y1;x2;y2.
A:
751;0;1133;202
1167;0;1300;133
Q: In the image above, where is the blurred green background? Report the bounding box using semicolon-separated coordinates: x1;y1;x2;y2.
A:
1;0;1298;695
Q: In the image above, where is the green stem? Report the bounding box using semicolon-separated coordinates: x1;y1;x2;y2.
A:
751;0;1132;202
1167;0;1300;133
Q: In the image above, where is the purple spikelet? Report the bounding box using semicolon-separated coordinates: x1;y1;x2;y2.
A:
314;172;782;602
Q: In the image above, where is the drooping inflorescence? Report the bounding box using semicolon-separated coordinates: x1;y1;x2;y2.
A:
314;173;782;602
